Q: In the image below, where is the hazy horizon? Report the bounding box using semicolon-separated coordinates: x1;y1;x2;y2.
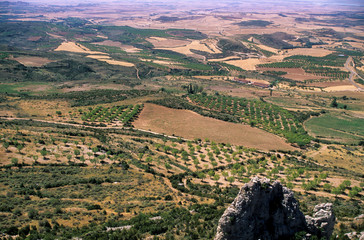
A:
4;0;364;6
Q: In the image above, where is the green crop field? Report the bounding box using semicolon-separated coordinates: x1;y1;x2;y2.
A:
305;113;364;144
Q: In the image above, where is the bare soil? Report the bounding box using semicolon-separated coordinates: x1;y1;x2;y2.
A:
133;103;295;151
13;56;55;67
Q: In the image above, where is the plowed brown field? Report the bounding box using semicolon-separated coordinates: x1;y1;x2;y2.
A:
134;103;295;151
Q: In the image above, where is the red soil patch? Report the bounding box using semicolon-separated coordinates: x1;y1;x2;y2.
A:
27;36;42;41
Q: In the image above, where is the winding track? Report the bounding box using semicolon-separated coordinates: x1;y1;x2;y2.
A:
344;57;364;91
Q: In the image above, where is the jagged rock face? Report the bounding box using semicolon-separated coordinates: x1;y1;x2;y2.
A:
305;203;336;240
344;231;364;240
215;177;306;240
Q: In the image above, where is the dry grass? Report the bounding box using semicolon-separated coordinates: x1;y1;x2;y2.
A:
157;40;217;55
307;145;364;174
201;38;222;53
87;55;134;67
147;37;191;48
256;44;279;54
324;85;358;92
55;41;106;55
306;80;350;88
223;58;262;71
133;103;295;151
283;47;333;57
13;56;55;67
17;100;70;119
278;83;322;92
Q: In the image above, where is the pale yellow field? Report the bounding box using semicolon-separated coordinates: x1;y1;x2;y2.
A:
47;33;63;39
324;85;358;92
283;47;333;57
201;38;222;53
147;37;191;48
96;35;108;39
256;44;279;54
157;40;217;55
87;55;134;67
13;56;55;67
55;41;106;55
224;58;262;70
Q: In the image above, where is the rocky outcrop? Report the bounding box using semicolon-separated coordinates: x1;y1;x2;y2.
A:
215;177;306;240
215;177;335;240
344;231;364;240
305;203;335;240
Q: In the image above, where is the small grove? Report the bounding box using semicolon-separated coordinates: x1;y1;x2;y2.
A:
257;54;350;80
80;104;143;126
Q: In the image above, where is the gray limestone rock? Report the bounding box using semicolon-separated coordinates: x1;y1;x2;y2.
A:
305;203;335;240
215;177;336;240
215;177;306;240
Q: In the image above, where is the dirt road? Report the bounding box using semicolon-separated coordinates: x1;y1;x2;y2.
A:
345;57;364;91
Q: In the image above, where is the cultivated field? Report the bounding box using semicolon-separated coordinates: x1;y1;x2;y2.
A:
222;58;261;71
13;56;55;67
305;113;364;144
157;40;219;55
87;55;135;67
283;48;333;57
1;1;364;239
55;42;106;55
147;37;191;48
133;103;295;151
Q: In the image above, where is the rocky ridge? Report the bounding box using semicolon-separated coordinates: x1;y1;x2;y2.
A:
215;177;335;240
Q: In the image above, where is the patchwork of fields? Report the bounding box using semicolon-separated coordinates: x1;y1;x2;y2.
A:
0;2;363;239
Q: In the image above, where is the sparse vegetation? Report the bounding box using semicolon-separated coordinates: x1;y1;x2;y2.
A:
0;2;363;239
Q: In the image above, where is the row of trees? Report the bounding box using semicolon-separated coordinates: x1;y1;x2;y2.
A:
80;104;143;126
189;94;312;146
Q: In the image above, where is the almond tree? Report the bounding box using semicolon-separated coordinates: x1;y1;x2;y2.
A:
2;141;9;152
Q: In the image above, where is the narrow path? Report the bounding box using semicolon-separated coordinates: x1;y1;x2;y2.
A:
134;66;141;80
344;57;364;91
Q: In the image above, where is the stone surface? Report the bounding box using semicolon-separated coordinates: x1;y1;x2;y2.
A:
215;177;336;240
215;177;306;240
305;203;335;240
344;231;364;240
